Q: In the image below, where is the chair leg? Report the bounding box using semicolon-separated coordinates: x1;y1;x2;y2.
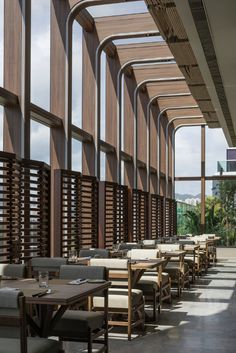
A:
87;330;93;353
153;289;157;321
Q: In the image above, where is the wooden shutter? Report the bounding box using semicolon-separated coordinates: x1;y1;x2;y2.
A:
132;189;149;242
151;194;164;238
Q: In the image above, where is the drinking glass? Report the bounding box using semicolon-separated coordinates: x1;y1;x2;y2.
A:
38;271;49;288
68;249;77;263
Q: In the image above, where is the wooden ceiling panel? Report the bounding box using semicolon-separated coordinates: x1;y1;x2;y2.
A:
117;42;173;65
95;13;157;41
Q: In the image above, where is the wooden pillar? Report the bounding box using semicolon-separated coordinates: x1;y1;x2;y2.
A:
82;30;99;176
3;0;31;157
201;125;206;233
50;0;71;256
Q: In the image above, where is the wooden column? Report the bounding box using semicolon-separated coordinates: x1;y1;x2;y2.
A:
50;0;71;256
82;30;99;176
3;0;31;157
201;125;206;233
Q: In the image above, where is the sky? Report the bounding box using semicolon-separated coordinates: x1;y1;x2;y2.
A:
0;0;229;194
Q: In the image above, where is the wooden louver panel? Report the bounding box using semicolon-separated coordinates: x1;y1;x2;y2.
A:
0;152;50;263
165;197;171;237
103;182;129;249
132;189;149;242
20;159;50;261
60;170;98;257
151;194;164;238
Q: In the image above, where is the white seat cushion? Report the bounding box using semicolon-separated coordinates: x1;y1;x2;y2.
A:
93;288;143;309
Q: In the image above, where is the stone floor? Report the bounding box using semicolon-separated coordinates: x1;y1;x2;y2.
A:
65;250;236;353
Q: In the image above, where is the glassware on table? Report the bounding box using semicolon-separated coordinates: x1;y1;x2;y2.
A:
68;249;78;263
38;271;49;288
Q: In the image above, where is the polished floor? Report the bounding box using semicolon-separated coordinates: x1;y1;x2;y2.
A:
65;249;236;353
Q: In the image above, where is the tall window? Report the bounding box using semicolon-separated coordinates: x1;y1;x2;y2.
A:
72;139;82;172
100;51;106;141
31;0;50;110
206;126;228;176
30;120;50;164
175;126;201;177
0;107;3;150
72;22;83;127
100;152;106;181
0;0;3;87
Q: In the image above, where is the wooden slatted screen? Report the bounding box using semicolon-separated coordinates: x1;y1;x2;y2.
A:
132;189;149;242
102;182;129;249
0;152;50;263
20;159;50;261
151;194;164;238
0;152;20;263
171;199;177;236
165;197;171;237
116;184;129;244
60;170;98;257
80;175;99;249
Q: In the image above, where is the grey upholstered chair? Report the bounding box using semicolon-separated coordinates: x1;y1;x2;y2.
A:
30;257;67;278
79;248;110;258
51;265;109;353
0;288;60;353
0;264;26;278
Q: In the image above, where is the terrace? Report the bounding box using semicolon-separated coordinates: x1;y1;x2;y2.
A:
0;0;236;353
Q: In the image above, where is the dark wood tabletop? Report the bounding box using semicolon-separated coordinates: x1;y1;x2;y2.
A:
0;278;110;306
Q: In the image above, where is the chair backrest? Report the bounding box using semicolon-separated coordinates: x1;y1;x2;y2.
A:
118;242;141;250
60;265;107;281
30;257;67;278
79;248;110;258
128;249;160;260
0;288;27;352
0;264;26;278
178;240;195;245
141;240;156;249
157;244;180;252
90;258;131;290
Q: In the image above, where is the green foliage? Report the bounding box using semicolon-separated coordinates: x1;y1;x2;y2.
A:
177;180;236;246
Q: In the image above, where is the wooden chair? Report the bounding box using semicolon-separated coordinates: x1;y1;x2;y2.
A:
128;249;171;317
0;288;60;353
90;258;145;340
51;265;109;353
157;244;190;296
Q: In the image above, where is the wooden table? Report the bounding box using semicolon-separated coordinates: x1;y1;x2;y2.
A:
0;278;110;337
160;250;186;272
130;258;166;288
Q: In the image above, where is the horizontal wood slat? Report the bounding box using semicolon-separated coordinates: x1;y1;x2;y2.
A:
101;182;129;249
132;189;149;242
0;152;50;263
60;170;98;257
151;194;164;238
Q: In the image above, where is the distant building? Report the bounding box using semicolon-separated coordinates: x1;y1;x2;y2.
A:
212;148;236;196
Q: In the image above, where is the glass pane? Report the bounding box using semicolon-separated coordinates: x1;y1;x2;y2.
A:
88;1;147;17
100;151;106;181
0;0;3;86
206;126;228;176
31;0;50;109
72;139;82;172
0;106;3;150
206;179;236;246
30;120;50;164
175;181;201;235
100;51;106;141
175;126;201;177
72;22;83;127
